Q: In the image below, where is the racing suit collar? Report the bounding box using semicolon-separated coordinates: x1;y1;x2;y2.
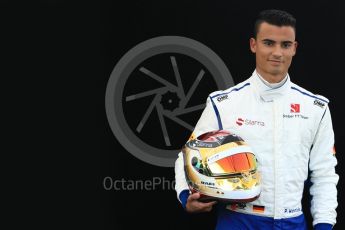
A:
251;70;291;102
256;72;288;89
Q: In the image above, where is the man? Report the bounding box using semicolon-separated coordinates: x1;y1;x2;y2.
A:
174;9;338;230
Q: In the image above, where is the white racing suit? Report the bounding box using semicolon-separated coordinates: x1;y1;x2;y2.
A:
175;70;338;229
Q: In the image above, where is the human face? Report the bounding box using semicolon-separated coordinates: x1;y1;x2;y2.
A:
250;22;297;83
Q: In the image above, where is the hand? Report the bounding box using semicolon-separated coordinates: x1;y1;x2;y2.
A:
185;192;217;213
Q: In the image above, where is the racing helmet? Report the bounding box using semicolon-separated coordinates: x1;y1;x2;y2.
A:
183;130;261;203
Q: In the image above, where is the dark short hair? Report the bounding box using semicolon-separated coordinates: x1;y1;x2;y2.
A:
254;9;296;38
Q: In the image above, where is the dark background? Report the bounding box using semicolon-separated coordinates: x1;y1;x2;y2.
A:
5;0;344;229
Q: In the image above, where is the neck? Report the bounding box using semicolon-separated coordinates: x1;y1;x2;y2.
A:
256;68;287;83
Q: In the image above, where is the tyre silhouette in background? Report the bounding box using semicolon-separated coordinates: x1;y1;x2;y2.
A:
105;36;234;167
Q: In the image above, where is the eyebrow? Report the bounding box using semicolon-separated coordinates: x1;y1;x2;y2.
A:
261;39;294;44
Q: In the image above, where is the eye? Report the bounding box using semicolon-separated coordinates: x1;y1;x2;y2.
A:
282;42;293;49
263;40;274;46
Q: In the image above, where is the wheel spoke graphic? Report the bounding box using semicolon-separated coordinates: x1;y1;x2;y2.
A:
126;87;167;102
132;60;207;146
173;103;206;116
156;105;171;146
139;67;178;90
136;95;160;133
170;56;185;97
179;69;205;109
162;111;194;131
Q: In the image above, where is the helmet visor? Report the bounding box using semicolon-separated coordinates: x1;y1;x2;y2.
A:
208;152;257;175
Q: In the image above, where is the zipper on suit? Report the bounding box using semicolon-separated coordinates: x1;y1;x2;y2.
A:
273;99;278;218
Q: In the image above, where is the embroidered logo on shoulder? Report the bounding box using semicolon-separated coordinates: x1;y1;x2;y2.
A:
314;99;325;108
217;94;228;102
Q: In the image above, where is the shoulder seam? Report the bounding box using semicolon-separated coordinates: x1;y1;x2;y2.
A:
210;82;251;99
290;86;329;103
209;96;223;129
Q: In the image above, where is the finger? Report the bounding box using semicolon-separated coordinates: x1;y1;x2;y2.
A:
205;207;212;212
203;206;213;212
188;192;200;201
200;200;217;208
208;201;218;206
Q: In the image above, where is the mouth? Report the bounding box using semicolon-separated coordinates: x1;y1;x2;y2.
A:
268;60;283;66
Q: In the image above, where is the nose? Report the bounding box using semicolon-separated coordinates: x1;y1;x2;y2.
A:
272;45;283;58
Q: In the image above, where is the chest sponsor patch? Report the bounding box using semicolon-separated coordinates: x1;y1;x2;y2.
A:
236;118;265;127
283;114;309;119
290;103;300;113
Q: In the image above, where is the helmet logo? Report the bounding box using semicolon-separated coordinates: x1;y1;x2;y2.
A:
241;171;251;182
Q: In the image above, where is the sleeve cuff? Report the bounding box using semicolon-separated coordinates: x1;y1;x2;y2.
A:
179;189;189;209
314;223;333;230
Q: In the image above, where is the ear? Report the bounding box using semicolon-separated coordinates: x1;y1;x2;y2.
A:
250;38;256;53
292;41;298;56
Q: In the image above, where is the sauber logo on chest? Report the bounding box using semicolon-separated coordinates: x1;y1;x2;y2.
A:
290;103;300;113
286;103;309;119
236;118;265;126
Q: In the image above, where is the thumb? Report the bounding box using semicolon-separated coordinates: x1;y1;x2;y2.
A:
188;192;200;201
